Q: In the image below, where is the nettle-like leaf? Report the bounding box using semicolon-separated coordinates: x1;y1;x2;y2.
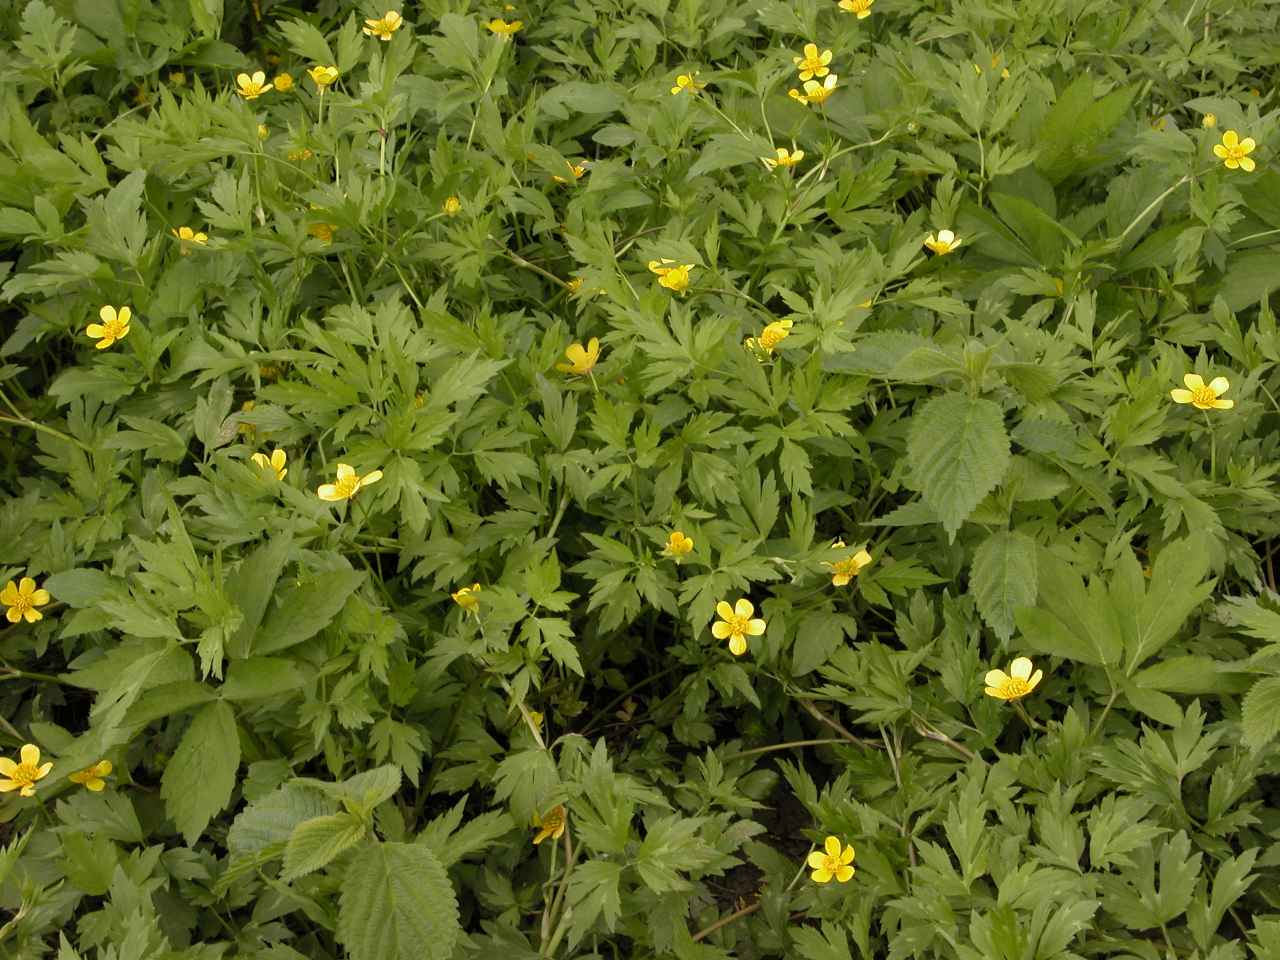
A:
906;392;1011;540
160;701;241;846
337;841;460;960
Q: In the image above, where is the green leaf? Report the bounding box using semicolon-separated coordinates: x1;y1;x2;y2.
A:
225;534;293;660
220;657;305;700
906;392;1010;539
296;764;403;816
566;860;624;948
970;529;1038;642
160;700;241;846
792;612;854;677
227;784;335;857
254;565;364;655
1241;676;1280;749
1126;535;1215;671
337;842;460;960
42;568;118;607
281;812;367;881
277;17;335;64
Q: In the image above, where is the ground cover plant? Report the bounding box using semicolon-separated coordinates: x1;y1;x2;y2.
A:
1;0;1280;956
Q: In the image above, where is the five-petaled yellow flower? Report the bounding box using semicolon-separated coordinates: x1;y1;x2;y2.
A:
1213;130;1256;172
662;531;694;559
648;259;694;294
171;226;208;252
671;72;705;95
87;305;132;349
363;10;404;40
556;338;600;376
924;229;962;255
0;744;52;798
532;804;566;844
793;43;832;82
838;0;874;17
2;578;50;624
1202;113;1217;129
307;65;339;90
251;448;288;481
68;760;113;792
1170;373;1234;410
317;463;383;502
236;71;271;99
762;147;804;171
824;539;873;586
272;73;294;92
486;18;523;38
451;583;481;614
552;161;588;184
442;195;462;216
983;656;1043;702
808;836;856;883
712;598;766;657
789;75;838;107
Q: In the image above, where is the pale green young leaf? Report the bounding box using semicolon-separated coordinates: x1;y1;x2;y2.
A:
281;812;367;881
970;529;1038;642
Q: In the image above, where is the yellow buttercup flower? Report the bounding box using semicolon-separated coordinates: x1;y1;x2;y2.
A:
923;229;962;255
788;74;838;107
532;804;566;845
566;277;584;293
272;72;294;92
307;65;339;90
68;760;113;792
759;319;792;352
486;18;523;38
711;598;766;657
308;222;336;243
662;531;694;559
808;836;855;883
363;10;404;40
552;161;588;184
1170;373;1233;410
793;43;832;82
171;226;208;253
648;259;695;294
442;195;462;216
762;147;804;171
555;337;600;376
1202;113;1217;129
838;0;874;17
823;539;872;586
235;71;271;99
0;744;53;798
86;305;132;349
671;72;705;95
257;123;270;140
451;582;481;614
317;463;383;502
251;448;288;481
1213;130;1256;172
288;147;314;162
983;657;1044;702
1;577;50;624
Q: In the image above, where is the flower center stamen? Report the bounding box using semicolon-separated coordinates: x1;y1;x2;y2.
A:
334;476;360;498
1191;386;1217;406
998;678;1031;698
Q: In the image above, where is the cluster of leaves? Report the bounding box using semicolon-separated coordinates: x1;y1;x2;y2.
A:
1;0;1280;957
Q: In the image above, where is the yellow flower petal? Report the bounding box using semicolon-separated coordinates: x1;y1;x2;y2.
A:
1183;373;1205;391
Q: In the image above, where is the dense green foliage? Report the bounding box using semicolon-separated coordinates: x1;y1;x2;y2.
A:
2;0;1280;957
